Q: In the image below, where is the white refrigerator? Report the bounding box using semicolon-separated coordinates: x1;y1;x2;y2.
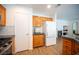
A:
43;21;57;46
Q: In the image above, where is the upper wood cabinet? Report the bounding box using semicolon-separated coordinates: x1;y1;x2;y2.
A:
33;16;53;27
0;4;6;26
33;16;42;27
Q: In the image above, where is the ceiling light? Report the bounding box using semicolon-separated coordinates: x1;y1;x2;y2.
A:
47;5;51;8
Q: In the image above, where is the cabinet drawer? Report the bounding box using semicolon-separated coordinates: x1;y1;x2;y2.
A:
63;44;72;48
63;42;72;46
63;39;72;43
63;46;71;51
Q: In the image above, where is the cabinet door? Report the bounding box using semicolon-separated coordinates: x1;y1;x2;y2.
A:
33;35;39;47
37;17;42;26
33;35;45;48
0;6;2;25
63;46;72;55
0;5;3;25
71;40;76;54
1;8;6;26
0;5;6;26
33;16;42;27
75;42;79;54
63;39;72;55
38;35;45;46
33;16;38;26
33;16;53;27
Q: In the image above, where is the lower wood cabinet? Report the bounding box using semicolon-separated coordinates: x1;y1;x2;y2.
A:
62;37;76;55
33;34;45;48
75;42;79;54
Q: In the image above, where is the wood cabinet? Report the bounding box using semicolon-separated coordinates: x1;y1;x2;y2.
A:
33;16;42;27
33;34;45;48
62;37;79;55
62;37;75;55
33;16;53;27
74;42;79;54
0;4;6;26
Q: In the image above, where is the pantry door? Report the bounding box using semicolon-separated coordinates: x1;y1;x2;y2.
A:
15;12;32;53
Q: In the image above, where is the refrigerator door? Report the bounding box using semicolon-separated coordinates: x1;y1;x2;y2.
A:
45;21;57;46
46;22;57;37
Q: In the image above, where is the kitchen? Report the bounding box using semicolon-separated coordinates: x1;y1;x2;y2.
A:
0;4;79;55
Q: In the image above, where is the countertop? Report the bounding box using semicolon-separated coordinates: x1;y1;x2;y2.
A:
62;35;79;43
33;33;44;35
62;35;75;39
0;35;15;39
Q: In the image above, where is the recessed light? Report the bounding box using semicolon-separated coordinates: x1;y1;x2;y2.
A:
47;5;51;8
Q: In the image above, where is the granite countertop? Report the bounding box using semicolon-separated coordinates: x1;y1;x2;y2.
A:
33;33;44;35
0;35;15;38
62;35;79;43
62;35;75;39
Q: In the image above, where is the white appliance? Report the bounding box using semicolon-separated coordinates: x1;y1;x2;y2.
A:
43;21;57;46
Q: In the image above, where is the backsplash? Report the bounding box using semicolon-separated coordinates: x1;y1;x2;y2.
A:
33;26;43;34
0;26;15;35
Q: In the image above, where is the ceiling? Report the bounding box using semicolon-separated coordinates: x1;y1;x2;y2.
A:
3;4;79;20
30;4;57;17
14;4;79;20
3;4;59;17
14;4;58;17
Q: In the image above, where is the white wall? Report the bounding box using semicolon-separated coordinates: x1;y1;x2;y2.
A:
56;4;78;20
56;5;79;36
0;5;15;35
56;19;73;36
56;19;69;30
3;5;15;26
